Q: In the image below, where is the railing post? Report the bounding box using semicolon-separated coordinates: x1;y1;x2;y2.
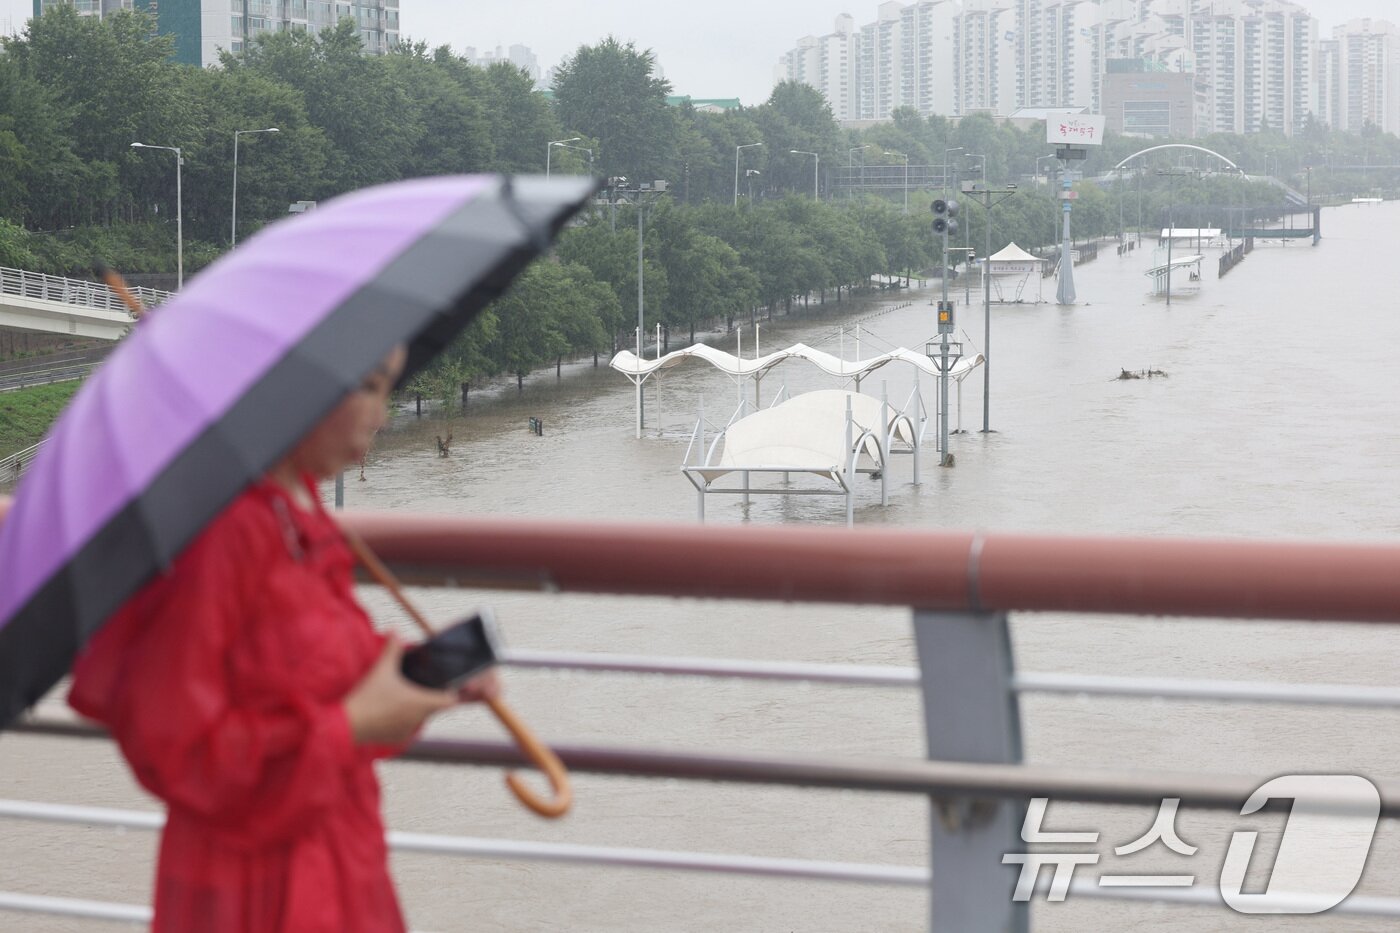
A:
913;608;1027;932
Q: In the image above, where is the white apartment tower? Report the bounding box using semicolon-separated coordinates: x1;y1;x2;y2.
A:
1186;0;1314;135
778;2;958;121
32;0;133;16
778;15;859;121
780;0;1324;135
1314;37;1341;129
1331;19;1400;136
952;0;1017;115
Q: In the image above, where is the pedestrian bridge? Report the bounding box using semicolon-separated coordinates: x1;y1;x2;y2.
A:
0;266;171;341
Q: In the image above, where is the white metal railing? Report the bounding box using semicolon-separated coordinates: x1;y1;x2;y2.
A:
0;442;43;485
0;266;172;315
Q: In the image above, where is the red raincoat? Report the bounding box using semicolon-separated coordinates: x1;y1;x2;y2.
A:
70;477;406;932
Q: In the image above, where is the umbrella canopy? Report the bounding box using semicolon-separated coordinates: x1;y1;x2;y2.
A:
0;174;598;726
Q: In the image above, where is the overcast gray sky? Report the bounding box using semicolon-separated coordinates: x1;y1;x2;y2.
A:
1;0;1398;105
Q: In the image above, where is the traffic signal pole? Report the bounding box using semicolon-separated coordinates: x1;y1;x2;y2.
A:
931;198;961;466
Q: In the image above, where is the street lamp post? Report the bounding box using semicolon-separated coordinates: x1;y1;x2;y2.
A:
848;144;871;200
745;169;761;202
790;150;819;200
554;143;594;174
131;142;183;289
614;181;667;437
1156;168;1194;307
965;155;985;295
941;146;964;192
546;137;582;178
1036;154;1056;249
231;126;279;248
966;183;1017;434
734;142;762;206
1137;167;1144;245
967;153;987;185
890;151;909;214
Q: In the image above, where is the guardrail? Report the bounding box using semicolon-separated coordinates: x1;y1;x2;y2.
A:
0;266;171;314
0;350;111;392
0;443;42;486
5;507;1400;928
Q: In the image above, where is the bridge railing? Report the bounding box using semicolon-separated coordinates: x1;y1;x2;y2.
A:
0;266;172;315
4;508;1400;928
0;443;42;486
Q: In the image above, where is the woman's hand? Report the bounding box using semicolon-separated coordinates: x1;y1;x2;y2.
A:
457;668;502;704
344;638;456;745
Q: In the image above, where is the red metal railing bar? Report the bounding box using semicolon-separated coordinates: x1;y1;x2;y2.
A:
339;511;1400;623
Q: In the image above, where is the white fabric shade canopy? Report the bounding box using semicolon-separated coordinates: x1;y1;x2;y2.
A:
692;389;913;484
987;242;1044;266
611;341;983;382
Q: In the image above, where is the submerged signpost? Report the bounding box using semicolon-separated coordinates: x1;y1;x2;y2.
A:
1047;114;1105;306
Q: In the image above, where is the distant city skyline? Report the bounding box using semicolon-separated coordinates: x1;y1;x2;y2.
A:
1;0;1397;106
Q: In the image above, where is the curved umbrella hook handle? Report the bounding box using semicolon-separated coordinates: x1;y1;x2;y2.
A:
486;696;573;818
341;528;572;818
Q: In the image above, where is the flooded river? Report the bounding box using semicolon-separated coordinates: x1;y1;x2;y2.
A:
5;201;1400;931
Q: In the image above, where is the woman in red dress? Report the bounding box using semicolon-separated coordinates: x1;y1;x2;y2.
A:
69;345;494;932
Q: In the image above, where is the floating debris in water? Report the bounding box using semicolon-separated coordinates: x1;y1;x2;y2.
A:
1117;368;1168;380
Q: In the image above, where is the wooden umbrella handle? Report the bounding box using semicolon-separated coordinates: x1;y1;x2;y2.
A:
486;695;573;818
96;263;146;319
341;527;573;818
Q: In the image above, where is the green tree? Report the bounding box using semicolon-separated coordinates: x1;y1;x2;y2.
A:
230;20;413;196
5;7;193;228
552;37;675;180
177;65;329;245
476;60;560;173
383;43;495;177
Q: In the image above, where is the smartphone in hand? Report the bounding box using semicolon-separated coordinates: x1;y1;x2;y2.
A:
400;609;502;690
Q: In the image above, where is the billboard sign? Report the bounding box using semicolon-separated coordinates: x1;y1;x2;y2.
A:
1047;115;1106;146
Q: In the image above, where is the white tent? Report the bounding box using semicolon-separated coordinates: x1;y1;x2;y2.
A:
983;243;1045;303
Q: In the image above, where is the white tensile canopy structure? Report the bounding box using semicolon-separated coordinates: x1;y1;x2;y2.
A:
611;340;983;436
983;242;1045;303
611;340;985;524
1145;253;1204;296
682;389;920;526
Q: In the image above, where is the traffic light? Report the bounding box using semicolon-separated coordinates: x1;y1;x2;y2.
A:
937;299;955;334
930;197;959;235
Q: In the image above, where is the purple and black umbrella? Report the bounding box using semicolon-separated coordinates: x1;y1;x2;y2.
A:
0;174;598;726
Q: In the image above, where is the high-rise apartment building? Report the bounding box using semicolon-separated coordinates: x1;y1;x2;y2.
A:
1330;19;1400;135
780;0;1329;137
33;0;133;17
141;0;399;66
32;1;399;66
777;15;859;121
953;0;1016;115
465;44;542;84
1182;0;1313;135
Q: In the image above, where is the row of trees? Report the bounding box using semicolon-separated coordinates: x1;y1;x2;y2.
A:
3;8;1397;395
